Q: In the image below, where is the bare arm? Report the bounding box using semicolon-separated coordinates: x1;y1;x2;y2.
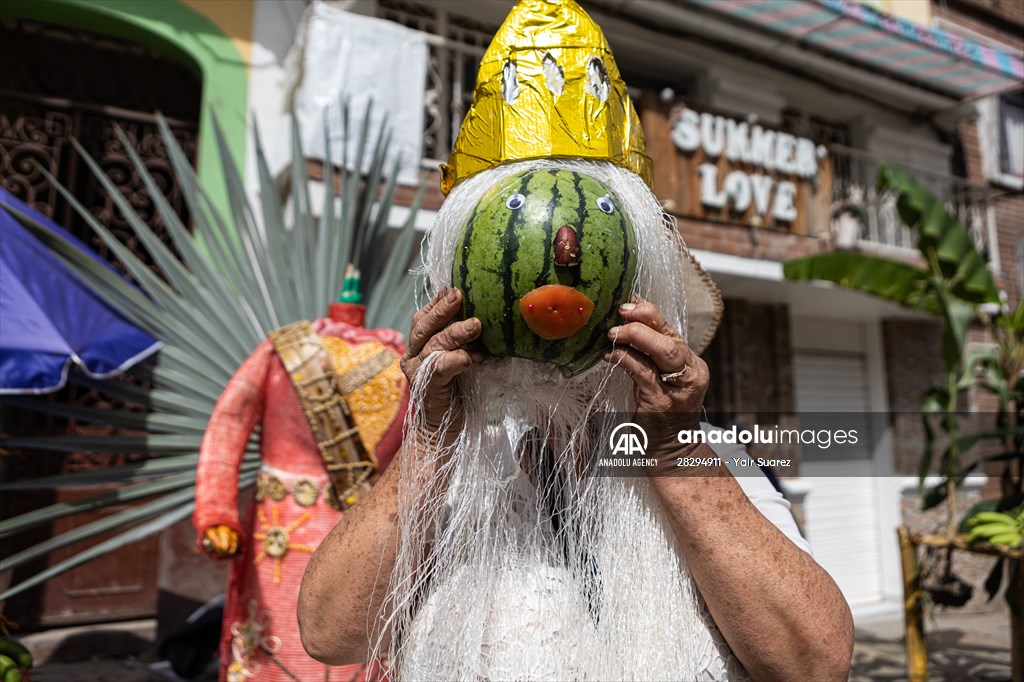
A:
298;288;482;664
297;447;402;664
606;300;853;681
650;459;852;681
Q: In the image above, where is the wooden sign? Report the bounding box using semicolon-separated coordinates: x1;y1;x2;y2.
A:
642;97;833;236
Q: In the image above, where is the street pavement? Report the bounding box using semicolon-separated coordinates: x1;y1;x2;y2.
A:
16;605;1015;681
851;604;1013;681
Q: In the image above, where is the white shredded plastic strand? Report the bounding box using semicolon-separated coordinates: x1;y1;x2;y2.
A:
374;160;740;681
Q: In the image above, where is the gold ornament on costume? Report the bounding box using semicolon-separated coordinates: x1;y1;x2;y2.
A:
322;337;404;452
440;0;652;195
293;479;320;506
266;476;286;501
252;505;315;583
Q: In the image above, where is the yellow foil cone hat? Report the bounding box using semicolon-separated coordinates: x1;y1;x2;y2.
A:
440;0;653;195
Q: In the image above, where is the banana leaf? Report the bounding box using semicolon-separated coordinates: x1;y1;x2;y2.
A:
877;164;1000;306
784;163;1007;522
785;163;999;317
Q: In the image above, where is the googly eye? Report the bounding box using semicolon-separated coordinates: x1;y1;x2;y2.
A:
596;195;614;214
506;193;526;210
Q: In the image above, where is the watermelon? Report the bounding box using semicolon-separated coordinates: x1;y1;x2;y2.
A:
452;169;637;376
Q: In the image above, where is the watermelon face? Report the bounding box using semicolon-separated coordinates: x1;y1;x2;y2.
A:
452;169;637;376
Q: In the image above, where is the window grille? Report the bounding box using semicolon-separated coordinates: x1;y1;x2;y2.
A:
376;0;496;166
780;107;851;148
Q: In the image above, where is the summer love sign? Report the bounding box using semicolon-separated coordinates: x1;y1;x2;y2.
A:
659;105;832;234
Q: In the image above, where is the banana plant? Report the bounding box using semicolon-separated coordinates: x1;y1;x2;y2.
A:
785;163;1005;535
0;101;423;602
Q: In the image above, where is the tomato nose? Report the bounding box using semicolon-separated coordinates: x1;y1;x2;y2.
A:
519;285;595;340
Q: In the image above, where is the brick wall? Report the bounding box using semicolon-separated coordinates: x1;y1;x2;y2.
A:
885;321;1008;495
881;318;945;475
934;0;1024;51
677;217;833;262
957;116;986;184
940;2;1024;310
992;194;1024;309
957;113;1024;309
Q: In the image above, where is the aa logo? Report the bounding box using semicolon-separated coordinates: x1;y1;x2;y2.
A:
609;422;648;456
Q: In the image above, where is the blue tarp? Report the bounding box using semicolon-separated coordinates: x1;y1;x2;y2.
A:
0;189;161;394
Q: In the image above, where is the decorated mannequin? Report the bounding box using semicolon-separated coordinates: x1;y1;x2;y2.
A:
195;280;408;682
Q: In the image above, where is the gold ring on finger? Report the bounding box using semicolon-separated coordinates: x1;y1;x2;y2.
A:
659;369;687;384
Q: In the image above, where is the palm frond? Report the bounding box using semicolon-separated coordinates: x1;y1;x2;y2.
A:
0;101;422;601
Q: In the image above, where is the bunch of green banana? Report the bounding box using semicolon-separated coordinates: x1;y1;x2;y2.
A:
968;509;1024;548
0;637;31;682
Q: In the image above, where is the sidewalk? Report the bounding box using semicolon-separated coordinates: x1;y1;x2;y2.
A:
851;605;1013;681
16;619;212;682
17;605;1014;681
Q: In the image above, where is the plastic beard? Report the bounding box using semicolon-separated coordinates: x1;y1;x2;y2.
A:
374;159;735;680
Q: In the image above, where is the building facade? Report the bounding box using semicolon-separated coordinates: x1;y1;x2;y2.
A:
2;0;1020;628
0;0;307;631
341;0;1022;619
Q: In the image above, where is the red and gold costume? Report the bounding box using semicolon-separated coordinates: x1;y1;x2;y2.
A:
194;303;408;682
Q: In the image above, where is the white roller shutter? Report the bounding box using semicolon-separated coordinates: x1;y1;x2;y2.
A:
794;342;883;607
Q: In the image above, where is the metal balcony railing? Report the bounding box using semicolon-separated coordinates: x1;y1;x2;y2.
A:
376;0;491;168
828;144;999;271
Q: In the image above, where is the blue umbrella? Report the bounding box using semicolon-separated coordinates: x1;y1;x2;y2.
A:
0;189;161;394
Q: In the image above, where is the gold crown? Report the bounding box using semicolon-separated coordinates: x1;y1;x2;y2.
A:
440;0;652;195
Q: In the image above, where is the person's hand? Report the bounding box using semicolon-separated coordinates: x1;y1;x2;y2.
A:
602;297;709;455
202;524;240;558
400;287;484;432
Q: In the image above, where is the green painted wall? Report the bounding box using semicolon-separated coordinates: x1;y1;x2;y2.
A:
1;0;248;220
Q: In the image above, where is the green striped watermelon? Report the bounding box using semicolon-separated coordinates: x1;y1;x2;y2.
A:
452;168;637;376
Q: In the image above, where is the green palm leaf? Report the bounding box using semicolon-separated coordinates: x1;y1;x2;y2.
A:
785;162;1000;368
782;252;938;314
0;102;421;602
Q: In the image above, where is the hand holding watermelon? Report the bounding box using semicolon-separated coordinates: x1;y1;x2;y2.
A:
602;298;709;456
401;287;485;432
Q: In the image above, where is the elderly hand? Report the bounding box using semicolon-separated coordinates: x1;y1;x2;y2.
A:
602;297;709;455
400;287;484;432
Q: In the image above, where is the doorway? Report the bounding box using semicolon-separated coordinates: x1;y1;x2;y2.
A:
0;16;200;627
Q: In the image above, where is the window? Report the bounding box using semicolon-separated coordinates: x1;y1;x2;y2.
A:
932;19;1022;189
998;93;1024;180
781;106;854;196
977;90;1024;189
376;0;496;165
780;107;852;148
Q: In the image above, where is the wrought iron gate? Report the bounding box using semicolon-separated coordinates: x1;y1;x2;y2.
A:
0;17;201;627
